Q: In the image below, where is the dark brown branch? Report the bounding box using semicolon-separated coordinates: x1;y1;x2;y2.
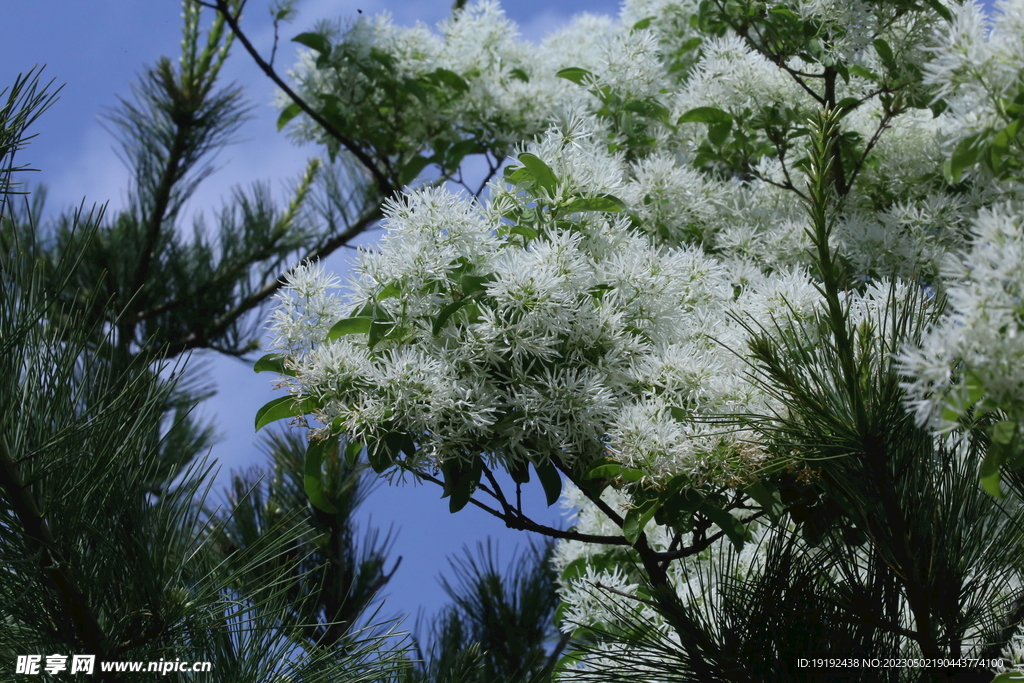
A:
0;437;111;663
480;461;513;515
844;108;894;194
549;457;625;527
200;0;395;197
411;469;631;546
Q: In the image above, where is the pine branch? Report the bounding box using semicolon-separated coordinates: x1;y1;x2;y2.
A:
0;437;109;659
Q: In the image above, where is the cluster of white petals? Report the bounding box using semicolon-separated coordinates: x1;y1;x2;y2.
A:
269;119;772;477
266;0;1024;672
924;0;1024;146
901;203;1024;428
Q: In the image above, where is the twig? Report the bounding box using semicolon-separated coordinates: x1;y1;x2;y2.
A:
411;469;632;546
198;0;395;196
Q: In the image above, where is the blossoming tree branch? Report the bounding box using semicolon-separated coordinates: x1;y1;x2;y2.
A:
210;0;1024;678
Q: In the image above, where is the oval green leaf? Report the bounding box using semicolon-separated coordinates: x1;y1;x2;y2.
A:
254;354;294;376
304;439;339;514
255;394;317;431
292;32;331;55
678;106;733;125
326;316;373;342
534;459;562;507
277;102;302;131
433;299;473;335
517;153;559;194
556;67;594;85
562;194;626;213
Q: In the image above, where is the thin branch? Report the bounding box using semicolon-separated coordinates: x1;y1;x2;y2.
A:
411;469;631;546
844;109;894;194
480;461;513;515
159;203;383;357
593;581;661;610
472;150;502;197
0;437;112;664
200;0;395;197
751;169;809;202
650;511;768;563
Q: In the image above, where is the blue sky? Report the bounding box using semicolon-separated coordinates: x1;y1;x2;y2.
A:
0;0;622;632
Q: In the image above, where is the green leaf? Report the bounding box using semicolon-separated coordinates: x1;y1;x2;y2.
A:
556;67;594;85
326;316;373;342
623;499;661;544
618;468;645;482
945;133;983;183
432;299;473;335
517;152;559;194
503;164;523;181
657;487;703;530
253;353;294;376
632;16;655;30
399;155;432;186
678;106;733;125
993;119;1021;151
509;461;530;484
277;102;302;131
426;68;470;93
376;282;402;301
510;224;539;241
587;462;645;482
509;68;530;82
344;439;363;467
873;38;895;69
367;440;395;473
700;504;748;551
923;0;953;23
441;457;482;513
368;320;395;349
534;459;562;506
980;443;1005;498
992;420;1017;445
848;65;879;82
292;32;331;56
743;480;784;524
587;463;622;479
255;395;317;431
621;98;671;123
304;438;339;514
707;120;732;146
384;431;416;459
461;273;494;297
561;194;627;213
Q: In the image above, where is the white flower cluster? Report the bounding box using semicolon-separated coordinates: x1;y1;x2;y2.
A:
269;116;776;481
267;0;1024;673
900;203;1024;428
284;1;584;156
924;0;1024;149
